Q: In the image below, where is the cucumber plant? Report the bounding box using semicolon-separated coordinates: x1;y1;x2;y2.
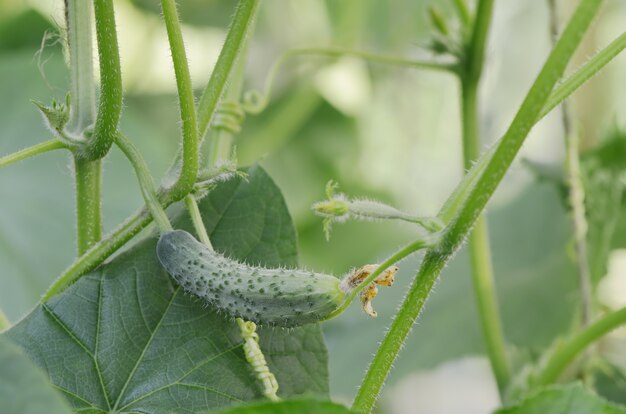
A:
1;0;626;413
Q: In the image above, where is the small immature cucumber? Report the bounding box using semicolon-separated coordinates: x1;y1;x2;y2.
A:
157;230;346;327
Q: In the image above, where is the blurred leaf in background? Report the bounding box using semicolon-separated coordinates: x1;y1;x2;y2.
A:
0;336;72;414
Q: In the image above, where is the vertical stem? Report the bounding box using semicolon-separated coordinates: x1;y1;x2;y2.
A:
460;0;510;395
460;81;510;395
66;0;96;135
465;0;494;83
161;0;199;200
89;0;122;160
548;0;593;326
66;0;102;255
74;158;102;254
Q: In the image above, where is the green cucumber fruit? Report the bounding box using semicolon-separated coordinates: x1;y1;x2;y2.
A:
157;230;346;327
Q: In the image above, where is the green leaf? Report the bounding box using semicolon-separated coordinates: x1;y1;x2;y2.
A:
209;398;355;414
3;166;328;413
592;361;626;405
0;336;72;414
496;383;626;414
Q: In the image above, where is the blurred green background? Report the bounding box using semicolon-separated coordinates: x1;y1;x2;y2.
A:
1;0;626;412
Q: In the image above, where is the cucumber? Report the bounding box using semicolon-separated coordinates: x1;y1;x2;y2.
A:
157;230;346;327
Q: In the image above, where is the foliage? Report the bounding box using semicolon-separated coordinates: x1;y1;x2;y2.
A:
0;0;625;413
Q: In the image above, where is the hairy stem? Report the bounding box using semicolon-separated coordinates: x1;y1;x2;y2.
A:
161;0;198;200
534;307;626;386
114;133;172;233
66;0;102;255
0;140;67;168
459;0;511;392
74;158;102;254
87;0;122;160
352;0;605;411
540;31;626;120
197;0;260;138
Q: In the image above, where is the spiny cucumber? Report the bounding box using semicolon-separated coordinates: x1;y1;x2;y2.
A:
157;230;347;327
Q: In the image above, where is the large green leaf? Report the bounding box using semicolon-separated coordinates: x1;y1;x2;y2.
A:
0;336;72;414
495;383;626;414
3;166;328;413
210;398;355;414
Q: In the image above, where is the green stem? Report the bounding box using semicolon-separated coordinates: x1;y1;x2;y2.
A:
74;158;102;254
459;2;510;390
66;1;103;255
534;307;626;386
87;0;122;160
65;0;96;135
352;0;604;411
539;31;626;120
161;0;198;201
464;0;494;82
196;0;260;138
468;217;510;390
114;133;172;233
184;195;212;248
0;140;67;168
